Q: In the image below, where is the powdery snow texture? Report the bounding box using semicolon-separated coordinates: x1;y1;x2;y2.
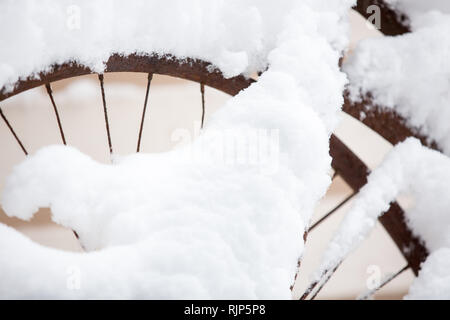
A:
315;138;450;299
345;1;450;154
0;0;353;298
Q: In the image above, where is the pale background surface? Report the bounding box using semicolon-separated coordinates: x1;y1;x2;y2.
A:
0;10;413;299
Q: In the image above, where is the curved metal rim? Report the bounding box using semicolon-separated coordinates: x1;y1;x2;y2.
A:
330;136;427;274
0;52;427;277
349;1;437;149
0;53;255;102
343;92;439;152
339;1;432;273
348;1;438;151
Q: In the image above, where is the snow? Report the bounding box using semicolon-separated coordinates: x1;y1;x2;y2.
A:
341;7;450;297
384;0;450;28
0;1;349;96
406;248;450;300
314;138;450;299
345;4;450;154
0;1;353;298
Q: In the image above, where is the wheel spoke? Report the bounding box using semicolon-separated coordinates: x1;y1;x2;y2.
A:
0;106;28;155
45;83;66;145
137;73;153;152
309;193;355;232
301;260;342;300
200;83;205;129
358;265;409;300
98;74;113;155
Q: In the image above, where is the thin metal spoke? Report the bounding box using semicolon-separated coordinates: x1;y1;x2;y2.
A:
291;231;308;291
0;106;28;155
45;83;66;145
303;233;408;301
301;260;342;300
301;269;325;300
358;265;409;300
200;83;205;129
310;262;341;300
136;73;153;152
309;193;355;232
98;74;113;154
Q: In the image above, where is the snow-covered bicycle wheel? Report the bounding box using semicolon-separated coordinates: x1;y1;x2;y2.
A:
0;0;445;299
